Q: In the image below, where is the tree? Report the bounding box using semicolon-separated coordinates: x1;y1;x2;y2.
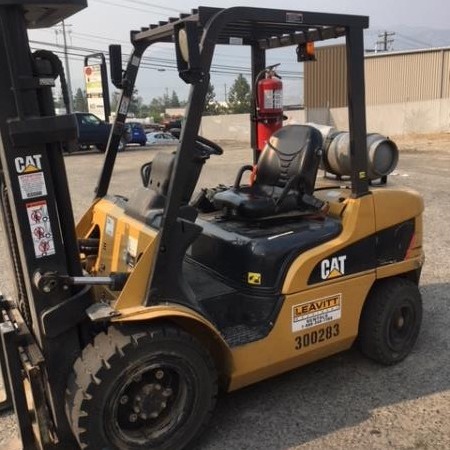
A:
129;88;143;116
170;90;180;107
73;88;88;112
204;82;220;115
227;74;251;114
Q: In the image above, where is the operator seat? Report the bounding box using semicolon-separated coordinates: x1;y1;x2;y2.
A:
213;124;323;219
124;152;176;224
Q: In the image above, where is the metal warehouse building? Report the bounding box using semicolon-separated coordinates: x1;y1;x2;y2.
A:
304;45;450;134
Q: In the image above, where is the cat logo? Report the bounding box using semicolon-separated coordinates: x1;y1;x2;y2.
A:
321;256;347;280
248;272;262;285
15;154;43;174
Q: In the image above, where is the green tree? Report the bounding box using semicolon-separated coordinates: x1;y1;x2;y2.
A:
142;96;165;122
227;74;251;114
129;88;143;116
204;82;221;115
73;88;88;112
170;90;180;107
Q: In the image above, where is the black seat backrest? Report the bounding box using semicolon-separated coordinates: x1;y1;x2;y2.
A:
125;152;175;223
146;152;175;194
255;124;322;195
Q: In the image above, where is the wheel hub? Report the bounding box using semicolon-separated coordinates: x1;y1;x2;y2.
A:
132;380;174;420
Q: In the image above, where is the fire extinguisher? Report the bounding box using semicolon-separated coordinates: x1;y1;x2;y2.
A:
255;64;284;152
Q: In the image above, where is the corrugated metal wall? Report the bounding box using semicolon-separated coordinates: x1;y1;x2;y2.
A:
305;45;450;107
304;45;347;108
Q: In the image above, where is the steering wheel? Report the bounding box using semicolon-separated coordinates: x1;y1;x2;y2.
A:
169;128;224;158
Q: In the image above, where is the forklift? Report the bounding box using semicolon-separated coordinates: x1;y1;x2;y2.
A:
0;2;424;449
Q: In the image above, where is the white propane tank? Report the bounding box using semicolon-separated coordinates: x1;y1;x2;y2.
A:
323;132;399;180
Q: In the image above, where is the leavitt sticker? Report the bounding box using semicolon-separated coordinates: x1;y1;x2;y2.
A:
292;294;341;332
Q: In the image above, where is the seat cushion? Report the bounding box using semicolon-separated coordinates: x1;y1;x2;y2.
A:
214;185;302;219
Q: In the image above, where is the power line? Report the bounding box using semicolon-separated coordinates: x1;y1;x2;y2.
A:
90;0;169;16
121;0;183;14
396;32;432;48
29;39;304;78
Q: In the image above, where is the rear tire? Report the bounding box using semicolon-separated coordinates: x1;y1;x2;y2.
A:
66;323;217;450
358;278;422;365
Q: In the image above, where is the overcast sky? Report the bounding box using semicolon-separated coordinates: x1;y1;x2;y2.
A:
29;0;450;106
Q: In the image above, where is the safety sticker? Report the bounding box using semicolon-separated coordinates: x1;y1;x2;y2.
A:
292;293;341;332
131;55;141;67
263;89;283;110
105;215;115;237
248;272;262;285
18;171;47;200
126;236;138;268
119;97;130;115
26;200;55;258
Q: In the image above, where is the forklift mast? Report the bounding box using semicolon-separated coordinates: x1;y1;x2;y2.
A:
0;1;88;447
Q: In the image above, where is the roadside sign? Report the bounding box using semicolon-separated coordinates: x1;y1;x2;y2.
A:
84;64;107;120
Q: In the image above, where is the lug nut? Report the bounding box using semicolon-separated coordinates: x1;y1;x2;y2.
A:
133;406;141;414
155;370;164;380
129;414;138;423
140;413;148;420
150;412;159;419
161;402;167;409
155;384;162;391
120;395;129;405
162;388;173;397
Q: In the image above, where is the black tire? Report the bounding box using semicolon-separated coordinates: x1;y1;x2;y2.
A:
358;278;422;365
66;323;218;450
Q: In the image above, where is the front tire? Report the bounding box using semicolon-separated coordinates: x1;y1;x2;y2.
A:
358;278;422;365
66;323;218;450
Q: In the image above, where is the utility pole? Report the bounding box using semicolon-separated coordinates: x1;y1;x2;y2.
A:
224;83;227;103
376;31;395;52
61;20;74;112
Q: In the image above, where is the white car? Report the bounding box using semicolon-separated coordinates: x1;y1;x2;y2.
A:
145;132;178;146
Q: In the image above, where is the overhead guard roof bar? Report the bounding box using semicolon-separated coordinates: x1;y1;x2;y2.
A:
132;6;368;48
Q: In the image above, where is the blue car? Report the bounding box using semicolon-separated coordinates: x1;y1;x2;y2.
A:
125;122;147;146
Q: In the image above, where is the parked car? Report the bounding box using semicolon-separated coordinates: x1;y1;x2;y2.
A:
145;131;178;146
125;122;147;146
74;112;128;152
74;112;111;152
163;119;182;131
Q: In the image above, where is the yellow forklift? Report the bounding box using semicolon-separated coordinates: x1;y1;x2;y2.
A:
0;2;424;449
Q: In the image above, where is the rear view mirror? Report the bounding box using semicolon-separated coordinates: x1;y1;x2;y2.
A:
109;45;123;88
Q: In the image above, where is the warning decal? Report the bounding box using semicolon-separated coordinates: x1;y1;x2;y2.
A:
292;293;341;332
105;215;115;237
18;171;47;200
26;200;55;258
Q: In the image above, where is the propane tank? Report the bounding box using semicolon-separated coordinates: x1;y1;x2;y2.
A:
255;65;283;151
323;132;399;181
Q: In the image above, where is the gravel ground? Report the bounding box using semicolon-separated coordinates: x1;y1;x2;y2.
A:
1;135;450;449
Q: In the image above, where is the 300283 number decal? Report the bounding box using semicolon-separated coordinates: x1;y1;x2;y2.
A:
295;324;340;350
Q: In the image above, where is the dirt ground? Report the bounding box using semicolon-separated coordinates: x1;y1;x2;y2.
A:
1;133;450;449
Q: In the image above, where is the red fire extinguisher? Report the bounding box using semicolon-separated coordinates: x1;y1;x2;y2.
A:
255;64;284;152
